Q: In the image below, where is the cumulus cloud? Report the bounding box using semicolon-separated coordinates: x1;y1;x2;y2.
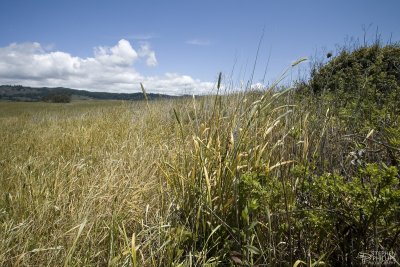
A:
0;39;214;95
94;39;138;66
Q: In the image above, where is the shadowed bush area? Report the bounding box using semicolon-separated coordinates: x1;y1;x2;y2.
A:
42;93;72;103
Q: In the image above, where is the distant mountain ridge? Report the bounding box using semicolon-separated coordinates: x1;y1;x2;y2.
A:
0;85;179;101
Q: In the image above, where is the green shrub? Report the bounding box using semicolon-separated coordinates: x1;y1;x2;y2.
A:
305;44;400;130
42;93;72;103
310;43;400;96
296;163;400;265
297;43;400;173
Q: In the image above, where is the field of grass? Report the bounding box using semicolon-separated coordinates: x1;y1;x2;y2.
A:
1;45;400;266
0;100;180;265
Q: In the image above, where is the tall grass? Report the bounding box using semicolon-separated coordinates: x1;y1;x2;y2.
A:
0;100;175;265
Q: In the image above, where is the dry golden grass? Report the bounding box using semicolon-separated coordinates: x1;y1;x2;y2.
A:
0;100;182;266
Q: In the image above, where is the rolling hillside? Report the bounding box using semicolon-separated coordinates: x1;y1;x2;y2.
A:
0;85;178;101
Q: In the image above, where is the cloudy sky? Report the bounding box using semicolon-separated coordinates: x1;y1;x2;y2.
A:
1;0;399;94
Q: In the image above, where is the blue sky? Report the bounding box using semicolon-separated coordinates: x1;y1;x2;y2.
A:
0;0;399;94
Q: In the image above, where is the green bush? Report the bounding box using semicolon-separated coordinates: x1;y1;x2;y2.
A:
42;93;72;103
310;43;400;96
296;43;400;173
296;163;400;265
306;43;400;129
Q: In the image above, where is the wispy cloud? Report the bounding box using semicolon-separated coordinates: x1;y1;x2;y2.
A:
186;39;211;46
138;42;158;67
0;40;214;95
127;33;157;41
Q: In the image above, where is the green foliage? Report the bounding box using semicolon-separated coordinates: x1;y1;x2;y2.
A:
310;43;400;97
305;43;400;131
296;163;400;265
296;43;400;175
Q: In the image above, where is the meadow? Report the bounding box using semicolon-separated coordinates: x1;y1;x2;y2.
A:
1;43;400;266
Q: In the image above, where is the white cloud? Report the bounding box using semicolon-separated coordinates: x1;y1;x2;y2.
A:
94;39;138;66
138;43;158;67
186;39;211;46
251;83;265;90
0;40;214;95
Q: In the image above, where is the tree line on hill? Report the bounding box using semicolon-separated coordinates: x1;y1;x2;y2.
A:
0;85;179;102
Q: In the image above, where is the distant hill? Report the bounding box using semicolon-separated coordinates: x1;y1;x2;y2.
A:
0;85;179;102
